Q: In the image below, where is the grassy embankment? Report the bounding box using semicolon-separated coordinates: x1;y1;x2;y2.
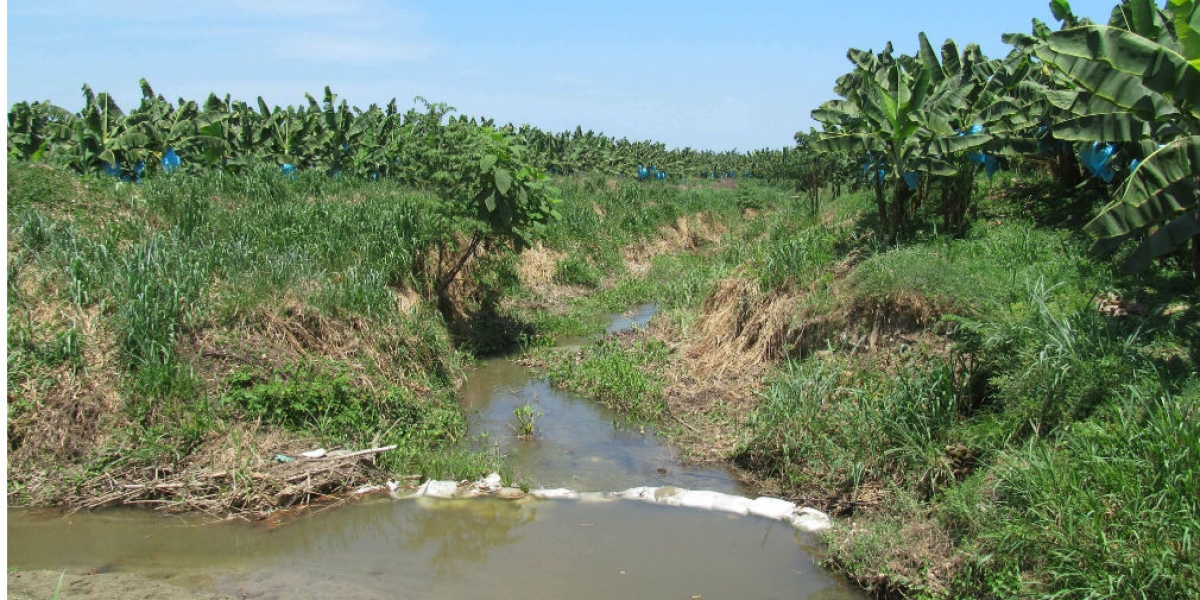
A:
531;174;1199;599
7;163;494;515
5;163;760;517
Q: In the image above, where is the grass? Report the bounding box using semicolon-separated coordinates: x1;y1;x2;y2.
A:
543;337;671;422
5;162;505;506
10;161;1198;597
525;171;1199;599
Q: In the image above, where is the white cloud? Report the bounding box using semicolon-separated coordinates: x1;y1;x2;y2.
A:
273;35;434;64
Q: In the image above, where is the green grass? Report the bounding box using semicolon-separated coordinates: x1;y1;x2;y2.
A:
725;178;1200;599
985;381;1200;599
543;338;670;422
5;162;507;493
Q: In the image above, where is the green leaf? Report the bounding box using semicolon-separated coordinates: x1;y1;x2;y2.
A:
1085;135;1200;241
1050;0;1074;23
1053;113;1151;141
925;133;993;156
484;193;497;213
480;153;498;171
1038;25;1200;120
494;168;513;195
1173;0;1200;68
1119;210;1200;273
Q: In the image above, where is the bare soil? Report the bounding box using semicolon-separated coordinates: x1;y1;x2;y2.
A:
7;569;237;600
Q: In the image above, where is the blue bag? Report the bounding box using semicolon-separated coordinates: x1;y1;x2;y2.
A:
162;147;181;174
1079;142;1116;183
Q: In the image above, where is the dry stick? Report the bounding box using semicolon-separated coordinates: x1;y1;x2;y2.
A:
670;412;702;435
302;445;398;462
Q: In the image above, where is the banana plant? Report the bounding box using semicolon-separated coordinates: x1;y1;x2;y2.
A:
1036;0;1200;277
45;84;152;176
812;41;993;243
131;80;228;174
7;101;70;162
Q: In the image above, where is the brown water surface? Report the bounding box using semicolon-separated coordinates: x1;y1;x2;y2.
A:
9;499;864;600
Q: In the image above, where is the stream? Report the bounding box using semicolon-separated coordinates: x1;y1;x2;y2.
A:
7;304;866;600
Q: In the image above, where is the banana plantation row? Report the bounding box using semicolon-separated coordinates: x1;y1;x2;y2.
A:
808;0;1199;277
6;84;806;185
6;0;1198;279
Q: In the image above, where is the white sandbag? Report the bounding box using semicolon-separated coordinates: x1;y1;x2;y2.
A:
423;480;460;499
710;493;752;516
679;490;719;510
791;507;831;532
651;486;685;506
495;487;526;500
748;497;797;521
617;487;656;501
532;488;578;500
577;492;617;503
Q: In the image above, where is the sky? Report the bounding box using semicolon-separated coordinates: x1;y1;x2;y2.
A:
5;0;1120;152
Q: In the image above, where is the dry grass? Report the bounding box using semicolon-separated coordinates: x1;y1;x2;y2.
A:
828;512;964;599
683;275;808;378
623;213;726;277
7;300;127;503
628;265;956;476
516;242;564;287
66;422;398;520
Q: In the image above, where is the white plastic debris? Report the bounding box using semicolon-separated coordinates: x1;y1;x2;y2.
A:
386;480;400;493
300;448;327;459
748;497;797;521
480;473;503;491
416;480;459;499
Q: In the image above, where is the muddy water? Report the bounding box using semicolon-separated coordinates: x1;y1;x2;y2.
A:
461;304;745;492
10;499;863;600
7;303;867;599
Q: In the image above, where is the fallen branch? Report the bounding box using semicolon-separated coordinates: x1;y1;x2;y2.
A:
302;445;398;462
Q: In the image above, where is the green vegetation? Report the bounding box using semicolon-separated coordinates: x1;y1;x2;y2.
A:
545;338;671;422
510;404;543;439
7;1;1199;597
5;161;505;506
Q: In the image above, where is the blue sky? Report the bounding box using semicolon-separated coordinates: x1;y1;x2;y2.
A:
6;0;1119;151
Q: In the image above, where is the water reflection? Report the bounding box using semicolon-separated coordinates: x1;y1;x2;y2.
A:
9;501;867;600
460;302;746;493
396;499;536;577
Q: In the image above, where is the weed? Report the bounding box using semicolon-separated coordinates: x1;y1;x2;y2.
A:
545;338;669;422
553;253;601;288
511;403;543;438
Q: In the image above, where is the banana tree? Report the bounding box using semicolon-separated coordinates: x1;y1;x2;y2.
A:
7;101;71;162
812;42;993;243
45;85;151;176
916;35;1048;230
1035;0;1200;278
130;80;228;174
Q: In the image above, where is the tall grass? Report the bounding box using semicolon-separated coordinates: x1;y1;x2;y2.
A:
6;162;496;482
989;381;1200;599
